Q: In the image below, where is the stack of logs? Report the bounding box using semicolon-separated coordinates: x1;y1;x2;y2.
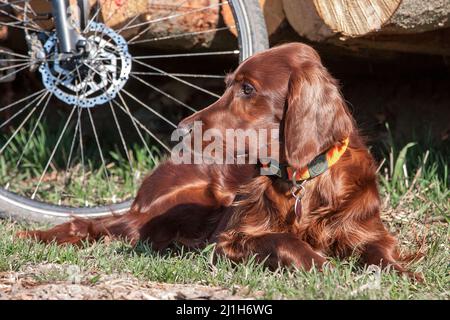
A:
29;0;450;55
281;0;450;56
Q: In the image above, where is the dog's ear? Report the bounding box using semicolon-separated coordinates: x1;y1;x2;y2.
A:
284;63;354;170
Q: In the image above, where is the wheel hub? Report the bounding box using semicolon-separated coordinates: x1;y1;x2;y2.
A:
39;22;132;108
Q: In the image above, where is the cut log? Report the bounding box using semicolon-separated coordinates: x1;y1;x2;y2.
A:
313;0;450;37
282;0;334;41
222;0;285;37
282;0;450;56
261;0;286;35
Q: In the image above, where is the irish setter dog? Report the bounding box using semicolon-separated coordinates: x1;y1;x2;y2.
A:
18;43;418;279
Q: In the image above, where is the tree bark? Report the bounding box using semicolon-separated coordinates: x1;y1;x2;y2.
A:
380;0;450;34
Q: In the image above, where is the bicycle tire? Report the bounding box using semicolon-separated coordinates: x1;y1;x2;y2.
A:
0;0;269;225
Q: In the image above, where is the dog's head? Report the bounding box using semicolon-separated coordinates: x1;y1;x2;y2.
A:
178;43;354;169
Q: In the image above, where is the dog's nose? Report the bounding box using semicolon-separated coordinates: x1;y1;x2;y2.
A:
177;122;193;137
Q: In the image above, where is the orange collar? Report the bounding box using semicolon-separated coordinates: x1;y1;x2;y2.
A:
260;138;350;184
286;137;350;183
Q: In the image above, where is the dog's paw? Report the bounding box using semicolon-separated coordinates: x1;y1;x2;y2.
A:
16;230;40;240
407;271;424;283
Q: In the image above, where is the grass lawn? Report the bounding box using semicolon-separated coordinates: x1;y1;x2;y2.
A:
0;130;448;299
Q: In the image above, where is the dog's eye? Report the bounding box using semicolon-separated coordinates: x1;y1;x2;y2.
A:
241;83;255;96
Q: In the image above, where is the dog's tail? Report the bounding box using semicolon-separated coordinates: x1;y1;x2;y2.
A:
17;211;143;245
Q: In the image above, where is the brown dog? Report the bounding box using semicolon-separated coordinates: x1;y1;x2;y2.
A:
19;43;418;279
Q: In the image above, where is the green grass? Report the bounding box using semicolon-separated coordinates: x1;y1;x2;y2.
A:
0;125;449;299
0;219;448;299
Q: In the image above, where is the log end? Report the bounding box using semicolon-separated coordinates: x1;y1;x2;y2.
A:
314;0;401;37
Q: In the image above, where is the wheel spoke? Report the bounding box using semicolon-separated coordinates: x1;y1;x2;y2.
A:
133;50;239;60
82;1;102;34
13;92;53;171
0;58;32;63
130;26;235;45
0;6;43;32
109;100;134;172
0;61;76;113
81;61;114;89
88;1;106;62
121;87;177;128
0;18;46;34
86;107;113;200
64;112;79;177
72;66;88;204
0;0;29;9
115;92;158;164
131;71;225;79
0;88;46;112
113;94;171;154
0;55;57;63
0;91;48;155
29;67;86;199
0;0;37;16
15;23;46;33
114;11;141;36
31;106;76;200
79;60;115;199
0;62;30;82
99;67;135;170
132;58;220;98
127;0;190;44
63;84;82;186
23;0;38;17
72;49;240;63
91;0;142;54
98;0;126;28
0;61;30;72
121;2;226;32
130;73;196;113
95;12;142;54
0;48;30;59
76;106;87;205
0;89;45;130
6;69;75;167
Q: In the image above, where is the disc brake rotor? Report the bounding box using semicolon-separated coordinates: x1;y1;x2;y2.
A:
39;22;132;108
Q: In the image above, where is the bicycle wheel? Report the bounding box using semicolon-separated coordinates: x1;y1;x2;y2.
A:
0;0;268;224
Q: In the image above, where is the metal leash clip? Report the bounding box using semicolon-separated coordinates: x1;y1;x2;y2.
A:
291;170;306;218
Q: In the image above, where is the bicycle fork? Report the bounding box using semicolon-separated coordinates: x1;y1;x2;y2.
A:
52;0;76;53
51;0;89;54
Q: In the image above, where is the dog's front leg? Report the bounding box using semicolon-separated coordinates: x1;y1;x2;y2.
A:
216;232;326;270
